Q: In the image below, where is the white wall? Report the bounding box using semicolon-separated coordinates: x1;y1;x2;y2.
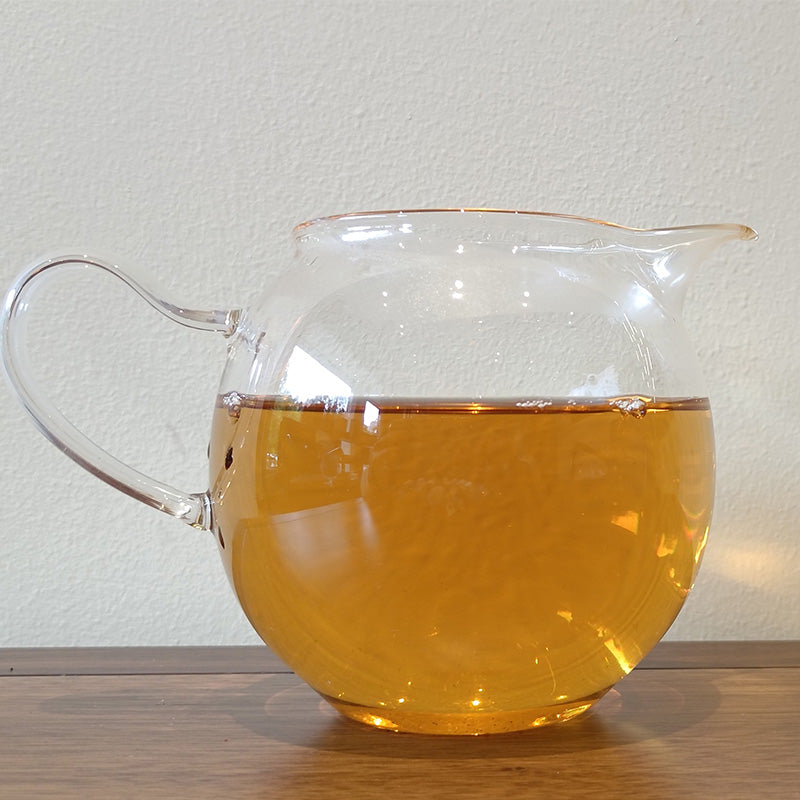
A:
1;0;797;645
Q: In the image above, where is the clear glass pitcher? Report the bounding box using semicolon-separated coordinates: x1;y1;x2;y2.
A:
1;209;756;734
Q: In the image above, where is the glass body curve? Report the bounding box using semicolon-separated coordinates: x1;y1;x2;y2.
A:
208;210;728;734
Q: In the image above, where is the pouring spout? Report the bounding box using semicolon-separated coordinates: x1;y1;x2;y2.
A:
634;222;757;250
630;223;758;316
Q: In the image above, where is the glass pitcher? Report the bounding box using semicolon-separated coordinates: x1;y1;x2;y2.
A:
1;209;756;734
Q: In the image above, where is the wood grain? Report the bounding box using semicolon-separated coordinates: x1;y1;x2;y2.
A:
0;645;798;799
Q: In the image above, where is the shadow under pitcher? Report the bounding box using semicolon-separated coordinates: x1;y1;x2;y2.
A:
1;209;756;734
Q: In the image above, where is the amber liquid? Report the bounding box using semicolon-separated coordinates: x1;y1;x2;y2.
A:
210;395;713;734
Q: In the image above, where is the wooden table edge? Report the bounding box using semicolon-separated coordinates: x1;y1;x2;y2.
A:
1;640;798;676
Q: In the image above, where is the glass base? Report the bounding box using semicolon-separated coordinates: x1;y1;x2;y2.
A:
321;689;609;735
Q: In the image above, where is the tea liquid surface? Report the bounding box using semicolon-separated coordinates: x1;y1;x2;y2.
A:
210;395;713;733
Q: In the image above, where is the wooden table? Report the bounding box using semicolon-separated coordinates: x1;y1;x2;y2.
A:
1;642;798;799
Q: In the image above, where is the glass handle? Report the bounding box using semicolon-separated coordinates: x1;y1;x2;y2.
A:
1;254;241;531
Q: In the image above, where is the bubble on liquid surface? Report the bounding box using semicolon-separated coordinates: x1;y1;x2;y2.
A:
222;391;243;419
610;396;649;418
515;399;553;410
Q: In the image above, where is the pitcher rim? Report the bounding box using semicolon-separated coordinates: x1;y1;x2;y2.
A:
293;208;757;241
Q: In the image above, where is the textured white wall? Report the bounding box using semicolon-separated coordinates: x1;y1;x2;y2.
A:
0;0;797;645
